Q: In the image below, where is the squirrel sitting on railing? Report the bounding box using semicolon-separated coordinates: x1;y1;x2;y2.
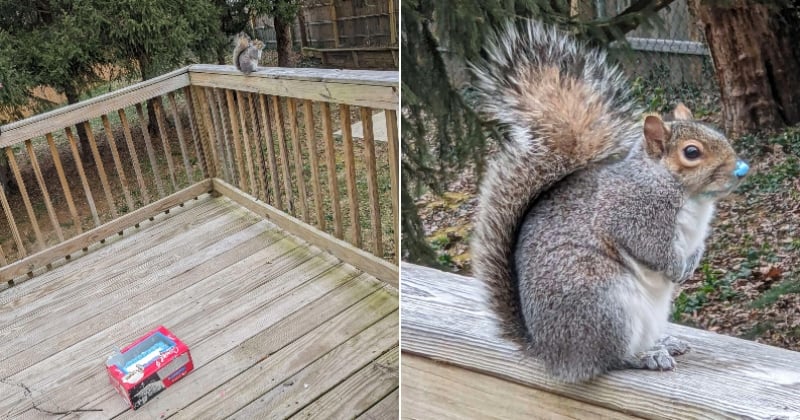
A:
233;33;265;75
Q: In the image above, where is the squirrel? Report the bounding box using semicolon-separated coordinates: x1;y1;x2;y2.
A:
233;33;264;74
470;20;750;383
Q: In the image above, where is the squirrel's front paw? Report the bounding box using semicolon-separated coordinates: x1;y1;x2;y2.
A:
625;348;675;371
657;335;691;356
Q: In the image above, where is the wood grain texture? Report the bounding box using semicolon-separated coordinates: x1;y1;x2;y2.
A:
258;94;282;208
153;98;178;190
225;89;246;190
135;103;166;198
0;69;190;147
321;102;343;239
213;177;398;288
340;105;361;248
183;87;208;178
303;100;326;231
46;133;82;233
168;92;195;183
4;147;44;248
0;175;25;258
291;347;398;419
246;92;268;202
360;107;382;257
117;109;150;204
191;86;217;177
100;114;135;210
384;110;399;263
401;263;800;420
357;388;398;420
288;98;310;223
84;121;118;219
402;355;637;420
0;180;211;282
272;96;295;215
236;90;257;197
214;88;235;184
24;140;63;241
65;126;101;226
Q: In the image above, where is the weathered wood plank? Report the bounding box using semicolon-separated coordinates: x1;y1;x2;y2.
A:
167;92;195;183
190;86;217;177
173;311;398;419
357;388;398;420
291;347;398;419
117;109;150;204
188;66;398;110
0;176;25;257
225;89;246;191
64;127;101;226
236;90;257;197
100;114;135;210
258;94;283;209
214;88;235;184
135;103;166;199
401;263;800;420
46;133;82;233
360;107;382;257
4;147;44;249
321;102;343;239
303;100;326;231
288;98;310;223
340;105;361;247
183;87;208;178
0;69;190;147
84;121;118;218
153;98;178;190
402;355;636;420
0;180;211;282
24;140;63;242
213;177;398;288
246;92;268;202
85;273;386;419
385;110;399;263
272;96;295;215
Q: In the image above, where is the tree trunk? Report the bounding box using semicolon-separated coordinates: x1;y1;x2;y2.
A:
275;16;294;67
297;11;308;49
688;0;800;137
136;53;162;135
64;84;91;157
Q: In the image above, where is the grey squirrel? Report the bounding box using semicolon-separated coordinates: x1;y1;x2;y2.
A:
470;20;750;383
233;33;264;74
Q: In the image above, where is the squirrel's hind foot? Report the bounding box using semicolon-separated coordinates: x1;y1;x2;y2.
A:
656;335;691;356
625;348;675;371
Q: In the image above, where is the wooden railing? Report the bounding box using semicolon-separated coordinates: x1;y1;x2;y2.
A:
0;65;398;287
402;263;800;418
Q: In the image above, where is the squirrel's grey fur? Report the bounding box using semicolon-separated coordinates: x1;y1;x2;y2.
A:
233;33;263;74
470;20;746;382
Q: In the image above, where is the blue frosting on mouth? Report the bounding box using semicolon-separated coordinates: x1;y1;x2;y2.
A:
734;160;749;178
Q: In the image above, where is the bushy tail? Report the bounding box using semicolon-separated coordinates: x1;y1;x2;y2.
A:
233;33;251;70
470;20;641;343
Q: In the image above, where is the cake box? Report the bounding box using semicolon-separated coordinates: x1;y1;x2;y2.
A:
105;326;194;410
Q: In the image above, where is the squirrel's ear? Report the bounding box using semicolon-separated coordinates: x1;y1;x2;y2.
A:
643;115;668;157
673;103;693;120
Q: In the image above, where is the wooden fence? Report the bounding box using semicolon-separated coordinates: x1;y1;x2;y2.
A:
0;65;399;287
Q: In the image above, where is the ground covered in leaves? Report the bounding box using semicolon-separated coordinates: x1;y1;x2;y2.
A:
415;124;800;351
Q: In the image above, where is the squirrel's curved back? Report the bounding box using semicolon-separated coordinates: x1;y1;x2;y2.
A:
469;20;641;342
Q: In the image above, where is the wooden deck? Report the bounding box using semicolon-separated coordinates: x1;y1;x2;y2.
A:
0;194;398;419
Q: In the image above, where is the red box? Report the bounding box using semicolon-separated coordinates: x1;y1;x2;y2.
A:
105;326;194;410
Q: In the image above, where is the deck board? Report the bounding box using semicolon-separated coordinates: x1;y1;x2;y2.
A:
0;194;397;419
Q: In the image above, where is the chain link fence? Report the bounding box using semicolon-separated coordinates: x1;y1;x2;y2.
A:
587;0;723;118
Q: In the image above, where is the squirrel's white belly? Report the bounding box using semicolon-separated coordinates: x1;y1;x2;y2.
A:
618;251;675;354
675;197;715;259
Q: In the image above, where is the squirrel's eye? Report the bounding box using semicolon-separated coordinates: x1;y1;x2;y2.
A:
683;145;701;160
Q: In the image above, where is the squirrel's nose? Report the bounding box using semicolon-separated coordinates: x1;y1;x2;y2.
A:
734;160;749;178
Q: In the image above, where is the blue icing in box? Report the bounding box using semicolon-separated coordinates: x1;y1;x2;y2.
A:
111;332;176;374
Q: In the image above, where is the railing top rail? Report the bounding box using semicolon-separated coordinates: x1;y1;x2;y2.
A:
188;64;399;87
0;64;399;148
0;67;191;147
402;262;800;419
